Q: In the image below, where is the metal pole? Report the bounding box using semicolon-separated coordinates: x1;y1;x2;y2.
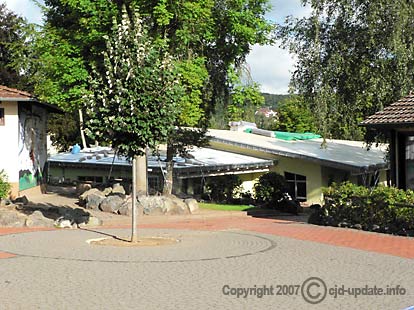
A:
131;156;138;242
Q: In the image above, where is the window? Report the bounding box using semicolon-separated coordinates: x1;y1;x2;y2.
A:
284;172;307;201
0;108;4;126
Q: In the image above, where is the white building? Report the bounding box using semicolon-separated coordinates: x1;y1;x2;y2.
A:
0;86;60;197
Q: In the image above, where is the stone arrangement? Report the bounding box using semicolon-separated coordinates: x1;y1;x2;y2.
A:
78;183;199;216
0;197;101;228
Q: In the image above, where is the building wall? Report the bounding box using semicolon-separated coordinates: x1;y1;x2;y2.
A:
271;156;323;204
18;104;48;191
209;141;324;204
0;101;19;196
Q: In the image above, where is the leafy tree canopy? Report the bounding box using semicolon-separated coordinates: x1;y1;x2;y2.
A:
0;3;30;89
278;0;414;141
85;9;182;158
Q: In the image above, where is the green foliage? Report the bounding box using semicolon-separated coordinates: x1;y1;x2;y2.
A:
227;82;264;122
261;93;291;110
273;96;317;133
85;9;182;158
310;182;414;235
206;175;242;203
0;170;11;199
254;172;287;206
278;1;414;141
0;3;30;89
47;111;88;151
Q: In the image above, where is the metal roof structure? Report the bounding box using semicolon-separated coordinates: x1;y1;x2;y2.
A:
48;147;273;179
207;129;388;173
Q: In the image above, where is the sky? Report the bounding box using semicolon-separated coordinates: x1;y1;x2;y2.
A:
3;0;310;94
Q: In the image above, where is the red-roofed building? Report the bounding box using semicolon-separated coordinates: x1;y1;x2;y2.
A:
361;93;414;189
0;86;61;197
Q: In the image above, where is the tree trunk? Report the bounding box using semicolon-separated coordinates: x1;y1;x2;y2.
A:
131;153;147;243
163;145;174;195
78;109;87;149
131;157;138;243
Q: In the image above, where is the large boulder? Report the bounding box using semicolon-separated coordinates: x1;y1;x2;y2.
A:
76;183;92;196
79;188;104;202
184;198;199;214
0;209;26;227
140;195;190;216
100;195;124;213
25;210;54;227
85;193;105;210
118;197;133;216
112;183;126;195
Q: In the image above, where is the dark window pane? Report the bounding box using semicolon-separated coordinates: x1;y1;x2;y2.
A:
297;182;307;198
285;172;294;180
286;182;295;197
296;174;306;181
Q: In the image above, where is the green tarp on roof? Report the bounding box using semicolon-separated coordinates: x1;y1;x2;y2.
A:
243;128;321;140
274;131;321;141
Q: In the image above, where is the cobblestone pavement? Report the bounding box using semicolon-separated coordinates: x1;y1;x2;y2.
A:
0;225;413;309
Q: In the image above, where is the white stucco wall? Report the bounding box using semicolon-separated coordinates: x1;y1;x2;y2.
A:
0;101;19;188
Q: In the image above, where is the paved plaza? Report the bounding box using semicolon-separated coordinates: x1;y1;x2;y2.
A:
0;211;413;309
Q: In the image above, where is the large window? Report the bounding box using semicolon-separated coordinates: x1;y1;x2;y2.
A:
284;172;307;201
0;108;4;126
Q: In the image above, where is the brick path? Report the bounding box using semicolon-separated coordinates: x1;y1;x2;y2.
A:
0;212;413;309
104;213;414;259
1;213;413;259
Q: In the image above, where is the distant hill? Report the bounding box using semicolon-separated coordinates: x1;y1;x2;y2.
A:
261;93;291;109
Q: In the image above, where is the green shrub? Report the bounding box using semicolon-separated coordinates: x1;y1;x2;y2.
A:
254;172;287;207
310;182;414;235
205;175;242;203
0;170;11;199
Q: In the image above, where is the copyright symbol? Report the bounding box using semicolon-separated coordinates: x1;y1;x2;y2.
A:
301;277;327;304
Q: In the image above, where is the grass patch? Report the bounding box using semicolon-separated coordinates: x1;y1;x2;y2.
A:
199;202;255;211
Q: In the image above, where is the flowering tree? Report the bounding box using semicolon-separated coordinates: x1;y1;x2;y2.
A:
84;8;182;241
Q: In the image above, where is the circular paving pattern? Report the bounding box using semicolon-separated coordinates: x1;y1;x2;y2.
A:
0;228;277;263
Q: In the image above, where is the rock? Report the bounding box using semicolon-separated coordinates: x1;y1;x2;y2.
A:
14;196;29;205
25;210;54;227
118;197;133;216
79;188;104;202
168;196;189;215
353;223;363;230
112;183;126;195
371;224;381;232
86;216;102;227
139;195;190;215
0;210;26;227
102;187;113;196
0;198;12;207
184;198;199;214
85;193;105;210
100;195;124;213
76;183;92;196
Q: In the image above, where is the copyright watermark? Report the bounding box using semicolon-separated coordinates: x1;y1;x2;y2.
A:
222;277;407;304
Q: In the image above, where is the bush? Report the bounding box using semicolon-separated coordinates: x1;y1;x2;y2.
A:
254;172;287;207
0;170;11;199
205;175;242;203
309;182;414;236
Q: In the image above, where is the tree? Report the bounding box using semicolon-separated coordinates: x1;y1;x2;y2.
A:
27;0;274;193
85;9;182;241
278;0;414;141
272;95;317;133
0;3;30;89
